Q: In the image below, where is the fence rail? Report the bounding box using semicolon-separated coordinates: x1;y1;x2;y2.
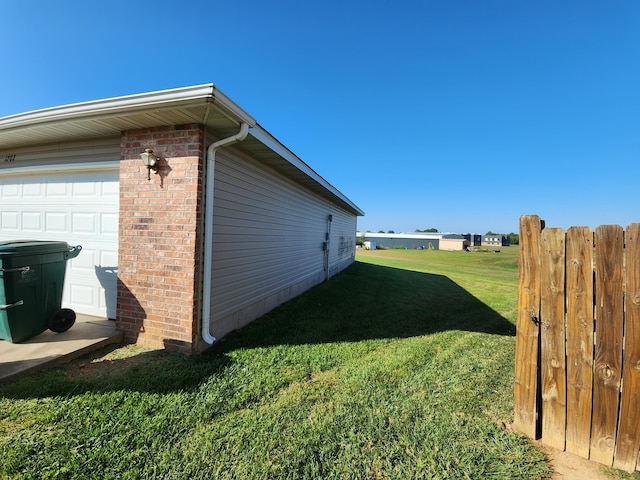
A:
514;215;640;472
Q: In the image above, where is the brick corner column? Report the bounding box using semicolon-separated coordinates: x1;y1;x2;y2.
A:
116;124;205;354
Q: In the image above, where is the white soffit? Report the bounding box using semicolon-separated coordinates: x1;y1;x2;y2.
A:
0;84;256;150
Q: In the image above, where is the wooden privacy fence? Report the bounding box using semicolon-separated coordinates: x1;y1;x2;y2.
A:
514;215;640;472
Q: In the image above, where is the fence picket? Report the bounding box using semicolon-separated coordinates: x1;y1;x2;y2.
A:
590;225;624;466
540;228;567;450
565;226;594;458
613;223;640;471
514;215;543;438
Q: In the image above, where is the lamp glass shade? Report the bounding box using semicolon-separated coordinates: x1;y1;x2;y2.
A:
140;149;157;168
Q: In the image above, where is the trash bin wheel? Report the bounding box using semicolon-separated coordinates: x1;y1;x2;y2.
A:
48;308;76;333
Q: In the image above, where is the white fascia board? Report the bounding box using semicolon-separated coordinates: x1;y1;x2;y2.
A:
0;84;256;131
208;87;257;128
248;125;364;216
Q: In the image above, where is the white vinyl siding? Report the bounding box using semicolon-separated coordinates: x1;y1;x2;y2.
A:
0;137;121;171
209;147;356;332
327;207;357;277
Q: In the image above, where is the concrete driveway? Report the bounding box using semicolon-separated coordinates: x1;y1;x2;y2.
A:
0;315;122;384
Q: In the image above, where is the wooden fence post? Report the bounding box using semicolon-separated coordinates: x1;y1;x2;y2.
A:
514;215;542;438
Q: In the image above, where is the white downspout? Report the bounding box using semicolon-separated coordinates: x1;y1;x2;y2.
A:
201;123;250;344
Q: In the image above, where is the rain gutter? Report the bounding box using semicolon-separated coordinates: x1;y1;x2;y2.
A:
201;123;250;345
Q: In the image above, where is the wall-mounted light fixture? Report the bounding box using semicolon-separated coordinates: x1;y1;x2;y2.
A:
139;148;159;180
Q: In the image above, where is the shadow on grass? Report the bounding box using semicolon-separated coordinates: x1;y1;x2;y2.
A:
216;261;515;352
0;261;514;398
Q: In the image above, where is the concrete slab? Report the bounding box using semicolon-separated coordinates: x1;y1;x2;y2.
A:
0;315;123;384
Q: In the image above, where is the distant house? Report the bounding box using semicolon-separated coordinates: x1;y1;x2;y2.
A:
439;234;470;251
482;235;510;247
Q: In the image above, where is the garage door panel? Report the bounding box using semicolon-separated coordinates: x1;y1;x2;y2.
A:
102;213;118;235
72;181;100;197
94;264;117;320
72;213;97;234
1;184;19;197
0;166;119;318
22;212;43;232
1;212;19;230
23;182;44;197
45;212;68;232
72;247;98;271
100;250;118;266
103;182;119;197
68;283;97;309
46;181;69;197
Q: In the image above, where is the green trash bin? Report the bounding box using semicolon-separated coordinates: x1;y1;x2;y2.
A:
0;241;82;343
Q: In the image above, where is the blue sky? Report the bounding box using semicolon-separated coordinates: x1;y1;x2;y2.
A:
1;1;638;234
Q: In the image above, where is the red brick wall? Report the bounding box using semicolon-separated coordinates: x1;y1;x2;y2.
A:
117;124;205;354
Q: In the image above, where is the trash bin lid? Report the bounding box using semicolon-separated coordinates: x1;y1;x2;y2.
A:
0;240;72;255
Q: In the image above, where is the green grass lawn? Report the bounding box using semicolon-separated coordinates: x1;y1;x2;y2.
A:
0;247;555;479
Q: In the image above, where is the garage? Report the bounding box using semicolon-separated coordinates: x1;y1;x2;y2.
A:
1;84;363;353
0;155;119;319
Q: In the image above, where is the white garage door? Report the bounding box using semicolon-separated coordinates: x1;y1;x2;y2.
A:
0;163;119;318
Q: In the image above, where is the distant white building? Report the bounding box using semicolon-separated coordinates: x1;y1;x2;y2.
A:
357;232;471;251
357;232;442;250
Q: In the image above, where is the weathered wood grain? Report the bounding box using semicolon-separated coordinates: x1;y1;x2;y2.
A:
590;225;624;466
514;215;543;438
540;227;567;450
565;226;594;459
613;223;640;472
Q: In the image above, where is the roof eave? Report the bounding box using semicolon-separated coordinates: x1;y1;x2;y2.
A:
0;84;363;216
0;83;256;133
